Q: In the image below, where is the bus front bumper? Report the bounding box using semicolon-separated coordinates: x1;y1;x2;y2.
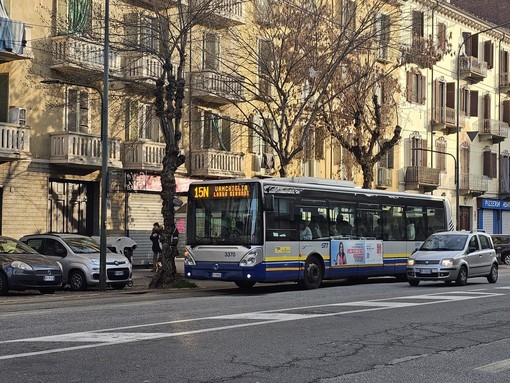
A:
185;262;267;282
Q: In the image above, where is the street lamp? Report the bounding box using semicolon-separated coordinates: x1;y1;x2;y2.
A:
456;21;510;230
40;78;109;291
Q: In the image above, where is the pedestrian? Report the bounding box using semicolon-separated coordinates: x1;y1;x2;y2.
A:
150;222;162;272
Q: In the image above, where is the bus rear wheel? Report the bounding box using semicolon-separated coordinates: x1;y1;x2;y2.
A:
299;256;323;290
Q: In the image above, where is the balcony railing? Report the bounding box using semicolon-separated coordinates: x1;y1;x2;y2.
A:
459;56;487;82
0;19;32;62
50;131;122;168
122;141;166;171
191;0;245;26
405;165;440;192
0;123;30;160
50;35;120;75
432;107;465;134
122;54;163;84
501;72;510;92
121;0;178;9
478;119;509;144
401;35;441;68
191;148;244;178
459;173;488;196
191;70;243;104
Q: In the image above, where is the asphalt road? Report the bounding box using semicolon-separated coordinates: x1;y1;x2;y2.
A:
2;268;510;383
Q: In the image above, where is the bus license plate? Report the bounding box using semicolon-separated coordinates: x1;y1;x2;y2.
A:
44;275;55;281
212;272;222;278
114;271;124;276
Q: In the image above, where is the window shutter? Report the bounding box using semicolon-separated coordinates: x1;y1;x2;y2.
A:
446;82;455;108
420;72;426;104
503;100;510;124
387;146;394;169
222;118;231;152
471;34;479;58
421;139;428;166
406;71;413;102
203;111;211;149
483;151;491;177
463;32;472;56
433;79;441;122
470;90;479;117
437;22;447;52
484;40;494;69
491;152;497;179
204;33;219;71
412;10;424;37
67;89;78;132
483;93;491;120
0;73;8;123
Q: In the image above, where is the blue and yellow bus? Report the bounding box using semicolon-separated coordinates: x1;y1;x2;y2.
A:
184;177;454;289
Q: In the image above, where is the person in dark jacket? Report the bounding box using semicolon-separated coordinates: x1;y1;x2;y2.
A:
150;222;162;271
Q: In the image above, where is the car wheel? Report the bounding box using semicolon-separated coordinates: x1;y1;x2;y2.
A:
69;270;87;291
39;288;56;294
111;283;127;290
456;265;468;286
235;280;256;290
503;254;510;266
395;273;408;282
0;271;8;295
299;256;323;290
487;264;498;284
408;280;420;286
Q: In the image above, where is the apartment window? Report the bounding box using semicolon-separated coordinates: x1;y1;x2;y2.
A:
411;10;424;49
462;32;479;58
460;86;470;116
66;0;92;35
470;90;479;117
378;13;391;61
460;141;470;177
126;101;160;141
433;78;455;122
410;133;427;166
340;0;356;30
503;100;510;124
249;113;272;155
66;89;89;132
437;22;447;52
500;151;510;194
406;70;426;104
502;50;510;74
484;40;494;69
483;147;497;179
201;111;230;151
435;137;446;172
203;32;220;71
140;16;159;52
379;140;394;169
258;39;273;97
0;73;8;122
304;127;325;161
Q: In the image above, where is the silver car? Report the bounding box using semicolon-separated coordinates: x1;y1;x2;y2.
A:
20;234;132;291
406;231;498;286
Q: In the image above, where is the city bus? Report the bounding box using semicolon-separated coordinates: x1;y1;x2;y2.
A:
184;177;454;289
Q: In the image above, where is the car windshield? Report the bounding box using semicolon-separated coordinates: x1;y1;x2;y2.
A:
0;237;39;254
62;237;101;254
420;234;468;251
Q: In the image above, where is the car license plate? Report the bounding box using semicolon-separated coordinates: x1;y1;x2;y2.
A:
419;268;432;274
114;271;124;276
44;275;55;281
212;272;222;278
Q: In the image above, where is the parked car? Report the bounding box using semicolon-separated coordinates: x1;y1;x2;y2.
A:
0;236;63;295
406;231;498;286
20;234;132;291
490;234;510;265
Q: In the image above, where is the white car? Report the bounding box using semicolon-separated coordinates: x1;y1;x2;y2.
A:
406;231;498;286
20;234;132;291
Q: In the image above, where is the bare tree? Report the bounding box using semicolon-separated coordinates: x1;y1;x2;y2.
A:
219;0;401;177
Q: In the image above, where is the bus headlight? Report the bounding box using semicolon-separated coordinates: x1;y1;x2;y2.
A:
239;249;262;267
183;250;196;266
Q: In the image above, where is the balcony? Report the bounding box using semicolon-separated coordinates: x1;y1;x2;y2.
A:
405;166;440;192
190;70;243;104
191;0;245;27
0;123;30;161
401;35;442;68
432;107;465;134
501;72;510;93
121;0;178;9
376;167;392;189
50;35;120;76
122;54;163;85
123;140;166;171
459;173;488;197
459;56;487;82
50;131;122;169
0;19;32;63
190;148;244;178
478;119;509;144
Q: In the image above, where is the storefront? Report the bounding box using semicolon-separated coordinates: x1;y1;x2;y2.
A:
478;198;510;234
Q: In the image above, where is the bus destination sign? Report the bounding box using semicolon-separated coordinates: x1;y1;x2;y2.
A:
193;184;251;199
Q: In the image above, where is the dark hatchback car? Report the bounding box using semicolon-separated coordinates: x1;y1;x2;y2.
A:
0;236;63;295
491;235;510;265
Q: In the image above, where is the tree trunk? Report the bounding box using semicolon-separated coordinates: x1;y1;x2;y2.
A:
361;162;375;189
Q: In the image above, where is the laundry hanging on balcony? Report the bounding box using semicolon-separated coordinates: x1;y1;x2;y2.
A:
68;0;91;34
0;0;26;54
212;114;228;152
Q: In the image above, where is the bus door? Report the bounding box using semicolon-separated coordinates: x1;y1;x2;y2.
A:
328;203;358;278
355;204;385;276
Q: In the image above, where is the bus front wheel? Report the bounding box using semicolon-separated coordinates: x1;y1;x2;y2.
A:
299;256;323;290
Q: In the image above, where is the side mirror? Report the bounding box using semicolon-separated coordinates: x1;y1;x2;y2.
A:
263;195;274;211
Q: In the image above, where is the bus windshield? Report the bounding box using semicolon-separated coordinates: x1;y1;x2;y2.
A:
188;183;262;246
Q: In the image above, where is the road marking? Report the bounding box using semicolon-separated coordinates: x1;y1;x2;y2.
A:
0;290;504;361
476;358;510;373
